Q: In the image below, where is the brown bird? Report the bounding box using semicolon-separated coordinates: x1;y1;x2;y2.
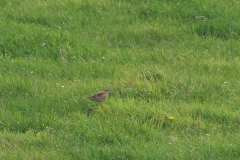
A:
80;88;112;102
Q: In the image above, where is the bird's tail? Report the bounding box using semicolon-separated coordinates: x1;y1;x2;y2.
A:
79;98;88;101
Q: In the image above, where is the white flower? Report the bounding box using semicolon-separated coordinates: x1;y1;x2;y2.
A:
170;136;178;142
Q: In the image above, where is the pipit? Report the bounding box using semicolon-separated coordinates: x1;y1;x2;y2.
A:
80;88;112;102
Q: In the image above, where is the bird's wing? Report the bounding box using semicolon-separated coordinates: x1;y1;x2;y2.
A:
95;91;107;99
86;91;103;99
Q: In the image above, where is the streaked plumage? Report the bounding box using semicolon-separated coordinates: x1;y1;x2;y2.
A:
80;88;112;102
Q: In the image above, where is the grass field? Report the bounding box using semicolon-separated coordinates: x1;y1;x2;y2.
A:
1;0;240;159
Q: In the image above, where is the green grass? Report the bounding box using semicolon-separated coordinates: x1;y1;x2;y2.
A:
0;0;240;159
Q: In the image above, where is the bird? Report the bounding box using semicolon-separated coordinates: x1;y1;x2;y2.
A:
80;88;112;102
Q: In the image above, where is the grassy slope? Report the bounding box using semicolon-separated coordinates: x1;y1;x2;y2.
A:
0;0;240;159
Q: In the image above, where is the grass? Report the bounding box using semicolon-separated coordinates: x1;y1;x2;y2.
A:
0;0;240;159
